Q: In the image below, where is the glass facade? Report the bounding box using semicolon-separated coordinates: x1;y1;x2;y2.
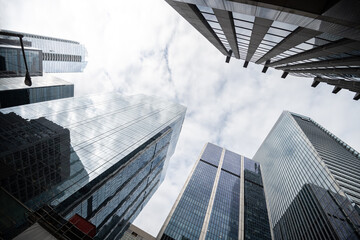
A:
253;111;360;239
0;45;42;78
158;143;271;240
0;30;87;73
0;75;74;108
163;160;217;239
0;92;186;239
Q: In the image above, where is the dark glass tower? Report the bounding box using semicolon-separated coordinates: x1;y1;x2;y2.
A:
0;92;186;239
165;0;360;100
157;143;271;240
253;111;360;239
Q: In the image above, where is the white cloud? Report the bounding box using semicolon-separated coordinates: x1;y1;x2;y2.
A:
1;0;360;237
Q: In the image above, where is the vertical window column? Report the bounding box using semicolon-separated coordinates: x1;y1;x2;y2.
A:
199;148;225;240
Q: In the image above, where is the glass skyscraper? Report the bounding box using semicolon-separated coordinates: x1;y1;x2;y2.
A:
0;92;186;239
0;29;87;73
165;0;360;100
253;111;360;239
157;143;271;240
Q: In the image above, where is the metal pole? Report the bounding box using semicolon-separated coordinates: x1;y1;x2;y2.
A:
19;36;32;86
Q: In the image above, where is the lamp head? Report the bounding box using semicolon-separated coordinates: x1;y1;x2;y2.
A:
24;71;32;86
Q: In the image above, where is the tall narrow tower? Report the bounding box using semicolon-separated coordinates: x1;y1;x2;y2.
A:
158;143;271;240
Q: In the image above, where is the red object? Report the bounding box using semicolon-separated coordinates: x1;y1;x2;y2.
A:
69;214;96;237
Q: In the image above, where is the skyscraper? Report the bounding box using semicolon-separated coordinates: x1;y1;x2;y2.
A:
0;92;186;239
0;29;87;73
165;0;360;100
253;111;360;239
0;75;74;108
157;143;271;240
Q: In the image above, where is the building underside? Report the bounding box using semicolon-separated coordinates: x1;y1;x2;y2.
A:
166;0;360;100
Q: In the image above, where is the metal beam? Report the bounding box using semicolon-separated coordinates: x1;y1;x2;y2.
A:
276;56;360;70
243;61;249;68
286;68;360;77
226;50;233;63
332;86;342;94
165;1;229;56
262;60;270;73
268;39;360;67
354;93;360;101
214;9;240;59
311;79;320;87
281;71;289;78
313;77;360;95
245;17;273;62
256;27;320;64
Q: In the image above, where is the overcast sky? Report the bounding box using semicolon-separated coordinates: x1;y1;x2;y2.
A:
1;0;360;237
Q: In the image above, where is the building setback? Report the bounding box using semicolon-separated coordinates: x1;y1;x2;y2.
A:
120;224;156;240
0;29;87;73
253;111;360;239
157;143;271;240
165;0;360;100
0;75;74;108
0;92;186;239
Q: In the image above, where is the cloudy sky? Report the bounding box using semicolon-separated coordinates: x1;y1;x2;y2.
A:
1;0;360;236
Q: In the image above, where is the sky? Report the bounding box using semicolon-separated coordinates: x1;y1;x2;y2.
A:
1;0;360;237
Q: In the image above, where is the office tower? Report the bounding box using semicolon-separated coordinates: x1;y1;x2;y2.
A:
253;111;360;239
165;0;360;100
0;92;186;239
0;29;87;73
157;143;271;240
0;75;74;108
120;224;156;240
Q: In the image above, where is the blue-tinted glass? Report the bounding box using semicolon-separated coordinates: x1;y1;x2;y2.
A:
163;161;217;240
201;143;222;166
244;157;262;186
244;180;271;240
206;170;240;240
222;150;241;176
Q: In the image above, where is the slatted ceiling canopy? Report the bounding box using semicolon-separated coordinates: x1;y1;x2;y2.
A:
166;0;360;99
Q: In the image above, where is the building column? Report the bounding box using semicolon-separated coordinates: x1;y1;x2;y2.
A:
245;17;273;63
199;148;225;240
267;39;360;67
165;1;229;56
239;155;245;240
213;9;240;59
286;67;360;77
276;56;360;70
